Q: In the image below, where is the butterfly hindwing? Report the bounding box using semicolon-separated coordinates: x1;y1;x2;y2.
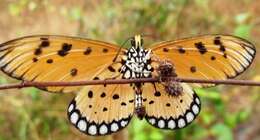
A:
0;35;125;93
151;35;256;87
142;83;201;129
68;84;135;136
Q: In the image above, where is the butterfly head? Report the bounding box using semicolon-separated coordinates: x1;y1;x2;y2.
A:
131;35;144;49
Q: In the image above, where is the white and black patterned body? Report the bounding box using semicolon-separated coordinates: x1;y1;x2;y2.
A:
120;42;153;79
120;35;153;119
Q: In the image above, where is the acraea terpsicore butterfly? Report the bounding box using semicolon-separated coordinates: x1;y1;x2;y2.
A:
0;34;255;135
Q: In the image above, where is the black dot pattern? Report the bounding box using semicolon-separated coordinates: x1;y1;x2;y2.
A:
163;48;169;52
58;43;72;57
178;47;186;54
190;66;196;73
40;40;50;47
70;68;78;76
113;94;119;100
34;48;42;55
195;42;207;54
32;57;38;62
103;48;108;53
84;47;92;55
88;91;93;98
46;59;53;63
154;91;161;97
100;92;106;98
211;56;216;60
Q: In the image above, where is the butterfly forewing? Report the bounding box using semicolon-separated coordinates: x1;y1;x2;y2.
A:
68;84;135;135
142;83;201;129
151;35;256;87
0;35;125;93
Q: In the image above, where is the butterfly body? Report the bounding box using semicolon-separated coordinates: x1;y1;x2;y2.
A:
120;35;153;79
0;34;255;136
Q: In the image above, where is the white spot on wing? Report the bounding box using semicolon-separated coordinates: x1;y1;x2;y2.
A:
158;120;165;128
88;125;97;135
149;118;156;125
70;112;79;124
195;97;200;105
192;104;200;115
120;120;128;127
186;112;194;123
168;120;176;129
77;120;87;131
99;124;108;135
68;103;74;113
178;118;186;128
111;122;119;132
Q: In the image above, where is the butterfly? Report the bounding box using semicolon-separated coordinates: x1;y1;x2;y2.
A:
0;34;255;136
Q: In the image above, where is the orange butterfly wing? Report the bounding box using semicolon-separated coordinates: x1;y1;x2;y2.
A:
68;84;135;135
150;35;256;87
142;83;200;129
0;35;125;93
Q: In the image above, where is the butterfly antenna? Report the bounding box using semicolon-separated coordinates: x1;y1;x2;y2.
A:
113;37;132;62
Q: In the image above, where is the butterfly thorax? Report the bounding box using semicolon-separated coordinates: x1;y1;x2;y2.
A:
120;35;153;79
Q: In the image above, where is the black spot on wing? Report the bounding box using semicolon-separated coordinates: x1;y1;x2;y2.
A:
84;47;92;55
211;56;216;60
70;68;78;76
58;43;72;57
214;36;221;45
223;53;227;58
154;91;161;97
103;107;108;112
100;92;106;98
108;66;116;72
129;99;134;103
32;57;38;62
178;47;186;54
214;36;226;52
195;42;207;54
39;40;50;48
93;77;99;80
62;43;72;51
58;50;68;56
46;59;53;64
190;66;196;73
121;102;126;106
113;94;119;100
88;91;93;98
102;48;108;53
34;48;42;55
163;48;169;52
149;100;154;104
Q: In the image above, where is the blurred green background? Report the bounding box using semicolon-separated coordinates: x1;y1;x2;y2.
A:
0;0;259;140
